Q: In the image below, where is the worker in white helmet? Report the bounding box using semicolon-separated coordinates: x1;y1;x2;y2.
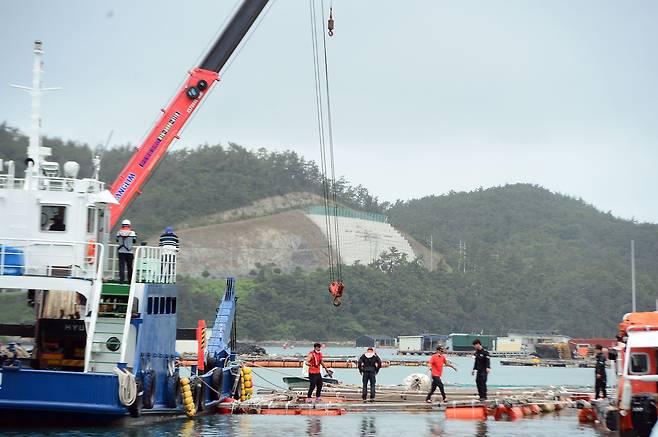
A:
116;219;137;283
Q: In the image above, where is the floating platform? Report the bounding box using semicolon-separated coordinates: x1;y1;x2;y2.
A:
397;350;526;358
219;400;443;415
258;383;589;404
501;358;595;368
218;394;572;418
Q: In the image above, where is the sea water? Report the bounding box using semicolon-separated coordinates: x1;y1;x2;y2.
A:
8;347;610;436
7;411;605;437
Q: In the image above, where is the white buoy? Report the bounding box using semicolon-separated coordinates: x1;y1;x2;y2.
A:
403;373;431;391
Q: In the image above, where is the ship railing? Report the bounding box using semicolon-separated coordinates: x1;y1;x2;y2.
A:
117;245;176;364
0;175;105;193
0;237;103;280
105;244;177;284
83;244;106;373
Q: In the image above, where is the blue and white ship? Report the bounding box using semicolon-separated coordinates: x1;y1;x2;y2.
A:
0;40;242;426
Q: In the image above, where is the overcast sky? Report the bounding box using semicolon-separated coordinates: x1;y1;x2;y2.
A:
2;1;657;223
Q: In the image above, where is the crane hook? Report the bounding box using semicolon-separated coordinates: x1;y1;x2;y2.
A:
328;281;344;306
327;7;334;36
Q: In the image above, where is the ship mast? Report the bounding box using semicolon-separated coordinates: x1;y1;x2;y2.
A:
10;40;62;176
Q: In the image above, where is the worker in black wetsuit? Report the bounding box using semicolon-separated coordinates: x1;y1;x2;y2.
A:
358;347;382;402
594;344;607;399
471;339;491;401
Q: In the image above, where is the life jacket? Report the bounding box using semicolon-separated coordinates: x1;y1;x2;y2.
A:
116;227;136;254
308;350;322;374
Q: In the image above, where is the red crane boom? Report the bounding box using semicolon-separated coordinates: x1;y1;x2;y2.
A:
108;0;270;228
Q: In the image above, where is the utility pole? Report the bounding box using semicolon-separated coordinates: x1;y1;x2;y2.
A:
458;240;462;273
458;240;467;274
631;240;636;312
462;241;466;273
429;235;433;272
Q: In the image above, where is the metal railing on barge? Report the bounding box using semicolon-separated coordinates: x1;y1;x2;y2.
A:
0;175;105;193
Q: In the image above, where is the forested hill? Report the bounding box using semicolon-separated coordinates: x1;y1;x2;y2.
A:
388;184;658;278
0;123;383;237
182;185;658;339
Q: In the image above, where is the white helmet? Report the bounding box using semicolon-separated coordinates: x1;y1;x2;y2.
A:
122;219;131;226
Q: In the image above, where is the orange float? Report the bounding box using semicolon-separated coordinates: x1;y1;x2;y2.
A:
529;404;542;415
445;406;488;420
260;408;345;416
218;397;236;414
507;407;524;421
493;405;508;421
578;407;597;423
493;405;523;421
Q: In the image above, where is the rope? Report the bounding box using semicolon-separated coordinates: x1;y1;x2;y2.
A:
251;369;291;391
113;367;137;407
221;0;278;77
320;0;342;280
309;0;336;282
198;375;222;396
309;0;343;284
246;360;300;377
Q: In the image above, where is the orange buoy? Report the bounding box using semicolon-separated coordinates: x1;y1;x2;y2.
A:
300;409;345;416
529;404;542;415
260;408;345;416
445;406;488;420
494;405;524;421
493;405;508;421
218;397;236;414
578;407;597;423
521;406;532;416
260;409;296;415
507;407;524;421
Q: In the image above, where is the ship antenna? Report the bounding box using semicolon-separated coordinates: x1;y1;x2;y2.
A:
94;130;114;180
10;40;62;177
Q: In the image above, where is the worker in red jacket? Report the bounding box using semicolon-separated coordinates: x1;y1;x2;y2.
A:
426;345;457;403
305;343;332;402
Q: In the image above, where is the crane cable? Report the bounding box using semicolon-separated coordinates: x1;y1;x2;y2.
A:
309;0;344;306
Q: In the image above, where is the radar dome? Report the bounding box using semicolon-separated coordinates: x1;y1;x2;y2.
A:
63;161;80;178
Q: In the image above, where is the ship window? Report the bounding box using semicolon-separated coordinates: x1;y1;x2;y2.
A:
153;297;159;314
86;207;95;233
147;297;153;315
98;209;107;233
41;205;67;232
166;297;172;314
171;297;177;314
630;352;649;374
160;297;166;314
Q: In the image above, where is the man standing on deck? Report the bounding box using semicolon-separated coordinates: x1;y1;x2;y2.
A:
425;345;456;403
158;227;179;282
594;344;607;398
305;343;332;402
116;219;137;284
472;339;491;401
358;347;382;402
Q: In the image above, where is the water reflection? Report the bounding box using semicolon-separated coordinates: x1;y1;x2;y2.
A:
9;410;604;437
426;417;444;436
306;417;322;436
475;420;488;437
360;415;376;437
